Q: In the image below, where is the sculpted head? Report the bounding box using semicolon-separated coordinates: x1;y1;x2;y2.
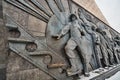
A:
78;8;83;14
96;28;102;33
69;14;77;22
115;35;120;39
91;26;96;31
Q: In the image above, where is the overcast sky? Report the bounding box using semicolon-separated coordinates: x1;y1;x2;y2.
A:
95;0;120;33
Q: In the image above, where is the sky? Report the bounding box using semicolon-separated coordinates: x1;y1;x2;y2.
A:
95;0;120;33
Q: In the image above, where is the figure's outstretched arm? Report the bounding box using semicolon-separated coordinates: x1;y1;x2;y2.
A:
52;24;70;39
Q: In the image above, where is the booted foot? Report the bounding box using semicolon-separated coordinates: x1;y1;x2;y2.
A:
105;67;109;70
67;68;81;76
109;65;114;67
84;73;90;77
76;74;81;79
99;68;104;71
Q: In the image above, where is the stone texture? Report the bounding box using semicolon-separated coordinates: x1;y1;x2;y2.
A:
3;2;29;28
3;1;47;37
37;0;53;15
7;69;53;80
28;15;46;36
0;1;7;80
6;52;35;73
61;0;70;12
0;24;7;80
6;52;54;80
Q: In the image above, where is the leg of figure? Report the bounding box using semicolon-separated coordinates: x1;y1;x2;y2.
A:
97;55;103;68
101;46;110;67
118;53;120;60
77;45;91;77
107;49;114;65
94;45;103;68
102;52;109;67
78;41;92;77
77;52;91;77
83;58;89;76
115;53;120;64
65;39;80;76
114;49;120;64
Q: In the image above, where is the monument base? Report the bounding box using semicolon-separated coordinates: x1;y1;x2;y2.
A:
79;64;120;80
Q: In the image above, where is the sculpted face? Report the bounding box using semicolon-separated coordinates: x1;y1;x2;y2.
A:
71;16;77;21
91;26;96;31
78;8;82;14
69;14;77;22
78;8;85;16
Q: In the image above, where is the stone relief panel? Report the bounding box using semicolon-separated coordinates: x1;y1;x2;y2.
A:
3;2;29;28
3;0;120;80
28;15;46;37
7;52;54;80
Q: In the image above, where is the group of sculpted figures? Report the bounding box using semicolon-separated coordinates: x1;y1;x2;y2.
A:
52;8;120;77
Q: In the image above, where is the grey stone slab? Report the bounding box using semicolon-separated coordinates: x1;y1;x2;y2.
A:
91;65;120;80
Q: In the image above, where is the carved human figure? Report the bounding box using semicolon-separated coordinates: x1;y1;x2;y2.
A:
96;28;110;67
108;39;120;64
114;35;120;62
53;14;92;77
91;26;103;68
78;8;100;68
114;35;120;46
113;42;120;63
97;25;116;65
100;30;114;65
103;27;112;41
101;27;112;48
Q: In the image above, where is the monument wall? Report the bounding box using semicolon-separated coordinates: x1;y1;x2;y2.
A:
1;0;120;80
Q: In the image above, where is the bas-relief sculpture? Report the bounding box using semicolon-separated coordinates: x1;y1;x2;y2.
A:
53;14;93;77
4;0;120;80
